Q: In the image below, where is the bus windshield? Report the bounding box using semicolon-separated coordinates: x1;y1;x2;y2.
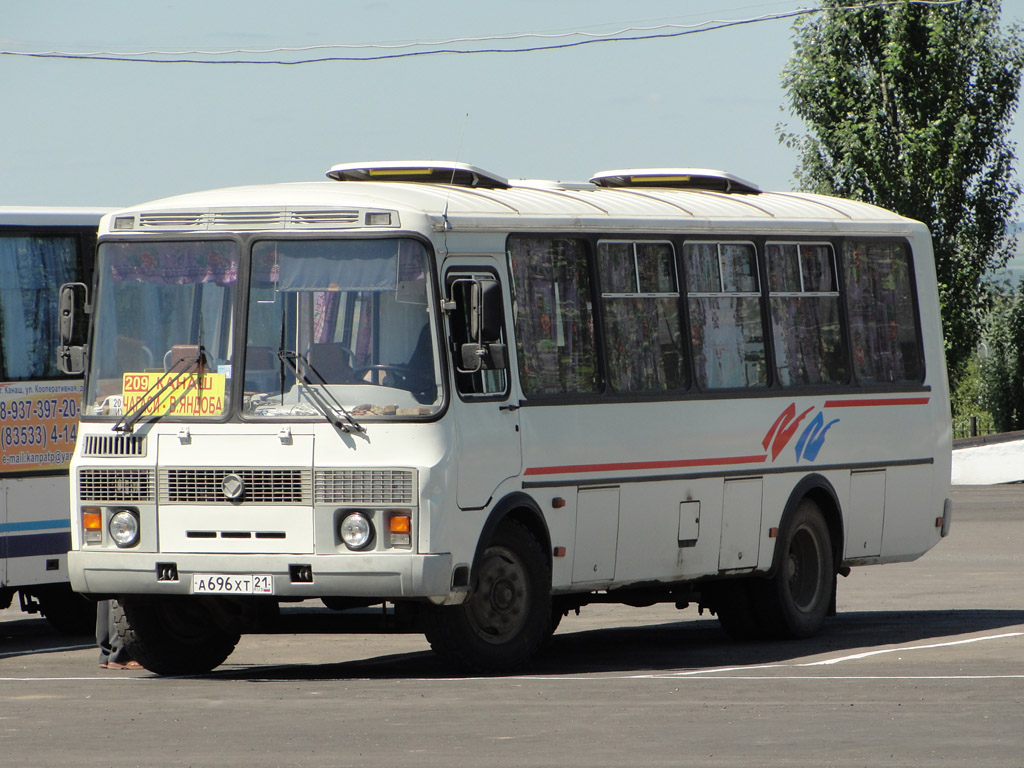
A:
84;240;239;419
242;238;442;420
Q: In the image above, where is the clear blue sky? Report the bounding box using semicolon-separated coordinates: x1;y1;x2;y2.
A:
3;0;1024;208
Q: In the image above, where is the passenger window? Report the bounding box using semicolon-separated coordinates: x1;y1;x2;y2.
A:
684;241;767;390
767;242;846;386
508;236;598;397
597;240;686;392
842;240;923;384
0;234;83;380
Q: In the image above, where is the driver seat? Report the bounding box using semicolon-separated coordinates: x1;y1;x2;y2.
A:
306;343;353;384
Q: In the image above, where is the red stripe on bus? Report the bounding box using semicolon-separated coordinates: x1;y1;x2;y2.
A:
823;397;930;408
523;454;768;477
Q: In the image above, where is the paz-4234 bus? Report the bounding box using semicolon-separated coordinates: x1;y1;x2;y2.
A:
58;162;952;674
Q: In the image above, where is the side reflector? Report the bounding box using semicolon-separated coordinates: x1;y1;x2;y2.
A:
553;546;567;558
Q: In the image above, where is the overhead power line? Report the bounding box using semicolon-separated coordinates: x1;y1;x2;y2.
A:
0;0;970;66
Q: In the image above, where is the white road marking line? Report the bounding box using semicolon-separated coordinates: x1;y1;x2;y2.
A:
798;631;1024;666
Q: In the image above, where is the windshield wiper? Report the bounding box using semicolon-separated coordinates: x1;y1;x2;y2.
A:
277;349;365;434
114;345;206;434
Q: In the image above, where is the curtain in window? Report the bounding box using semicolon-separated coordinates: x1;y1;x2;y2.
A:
842;241;923;384
509;236;597;396
0;235;80;380
767;243;846;386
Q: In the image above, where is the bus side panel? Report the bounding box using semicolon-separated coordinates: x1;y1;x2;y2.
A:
880;463;944;561
612;478;722;584
1;475;72;588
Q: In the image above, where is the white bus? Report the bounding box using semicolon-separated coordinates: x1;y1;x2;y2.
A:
59;162;952;674
0;206;107;632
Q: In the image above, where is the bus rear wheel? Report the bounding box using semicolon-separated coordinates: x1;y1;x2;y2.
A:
115;596;240;675
757;499;834;639
33;584;96;635
424;519;552;672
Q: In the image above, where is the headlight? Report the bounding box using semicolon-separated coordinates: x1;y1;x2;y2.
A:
108;508;140;548
339;512;373;550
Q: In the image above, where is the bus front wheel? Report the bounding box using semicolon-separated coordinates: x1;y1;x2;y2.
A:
424;519;552;672
115;596;240;675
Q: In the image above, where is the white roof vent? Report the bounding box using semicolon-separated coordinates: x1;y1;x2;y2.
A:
326;160;509;189
590;168;761;194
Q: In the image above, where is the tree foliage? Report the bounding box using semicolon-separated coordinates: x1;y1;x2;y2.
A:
780;0;1024;386
976;279;1024;431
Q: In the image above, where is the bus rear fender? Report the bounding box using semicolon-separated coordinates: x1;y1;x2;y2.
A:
766;474;844;581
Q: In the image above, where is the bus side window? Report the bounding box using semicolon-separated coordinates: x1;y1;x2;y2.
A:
507;236;598;397
684;241;767;390
447;274;508;397
597;240;686;393
766;242;847;387
842;240;923;384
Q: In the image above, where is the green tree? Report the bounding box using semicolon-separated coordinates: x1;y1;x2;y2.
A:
779;0;1024;387
977;279;1024;431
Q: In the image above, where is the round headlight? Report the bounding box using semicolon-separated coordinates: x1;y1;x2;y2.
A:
340;512;373;550
109;509;140;548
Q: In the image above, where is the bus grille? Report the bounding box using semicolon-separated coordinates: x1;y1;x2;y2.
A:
158;468;312;505
81;434;147;458
315;469;416;506
79;469;156;502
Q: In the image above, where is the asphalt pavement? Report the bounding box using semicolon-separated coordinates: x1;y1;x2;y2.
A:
1;485;1021;767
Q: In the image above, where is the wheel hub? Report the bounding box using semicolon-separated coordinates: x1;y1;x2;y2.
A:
468;546;530;644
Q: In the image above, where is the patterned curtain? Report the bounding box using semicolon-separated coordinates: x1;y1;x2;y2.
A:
0;236;80;379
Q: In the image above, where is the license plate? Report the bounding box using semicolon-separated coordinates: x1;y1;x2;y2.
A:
191;574;274;595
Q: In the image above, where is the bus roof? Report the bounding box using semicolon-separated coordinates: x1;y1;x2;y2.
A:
0;206;113;228
98;164;919;236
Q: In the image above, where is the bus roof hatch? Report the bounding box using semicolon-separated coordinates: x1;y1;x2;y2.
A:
589;168;761;194
326;161;510;190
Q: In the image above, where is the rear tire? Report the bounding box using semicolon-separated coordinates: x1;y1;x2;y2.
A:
424;519;552;672
115;596;240;675
757;499;834;639
33;584;96;635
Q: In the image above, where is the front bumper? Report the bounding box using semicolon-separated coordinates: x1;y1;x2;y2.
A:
69;550;454;600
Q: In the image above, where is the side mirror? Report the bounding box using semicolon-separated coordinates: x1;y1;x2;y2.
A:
57;282;90;375
452;276;508;373
469;278;504;344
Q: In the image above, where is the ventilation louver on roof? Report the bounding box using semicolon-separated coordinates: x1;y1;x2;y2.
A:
589;168;761;194
326;161;510;190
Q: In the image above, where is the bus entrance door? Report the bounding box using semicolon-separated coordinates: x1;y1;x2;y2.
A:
445;265;522;509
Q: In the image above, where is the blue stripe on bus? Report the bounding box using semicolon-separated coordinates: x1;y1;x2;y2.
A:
0;531;71;558
0;519;70;533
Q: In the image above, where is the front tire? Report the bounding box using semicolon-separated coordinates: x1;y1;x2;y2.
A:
424;520;552;672
115;596;240;675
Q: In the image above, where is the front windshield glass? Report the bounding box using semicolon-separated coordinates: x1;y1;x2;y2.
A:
84;240;238;419
243;238;442;420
